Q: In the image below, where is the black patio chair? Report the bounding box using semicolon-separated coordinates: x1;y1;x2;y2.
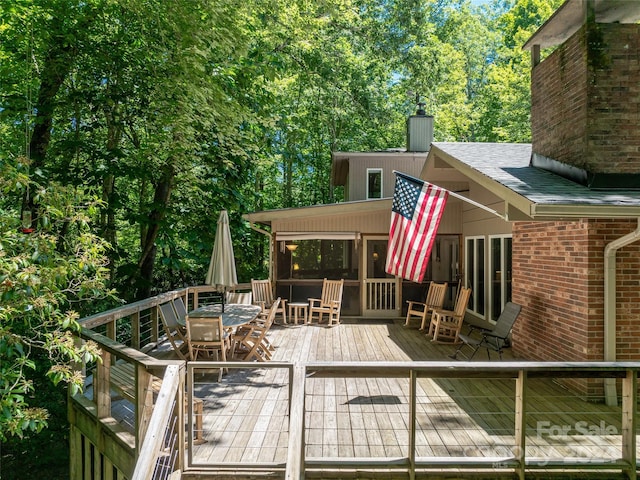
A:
449;302;522;360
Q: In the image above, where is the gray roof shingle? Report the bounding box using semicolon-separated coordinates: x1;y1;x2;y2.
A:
433;142;640;207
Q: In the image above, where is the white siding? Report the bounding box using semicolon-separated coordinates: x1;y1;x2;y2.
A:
272;200;461;236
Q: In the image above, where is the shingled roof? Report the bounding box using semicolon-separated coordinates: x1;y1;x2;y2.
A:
430;142;640;221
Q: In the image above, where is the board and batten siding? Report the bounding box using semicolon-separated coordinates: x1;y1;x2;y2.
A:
346;153;427;201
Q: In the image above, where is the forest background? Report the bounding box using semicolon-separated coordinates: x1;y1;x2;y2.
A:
0;0;561;477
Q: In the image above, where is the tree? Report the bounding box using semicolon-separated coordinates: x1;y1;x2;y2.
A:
0;158;111;439
474;0;563;141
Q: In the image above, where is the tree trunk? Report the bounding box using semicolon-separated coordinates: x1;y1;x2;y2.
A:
135;163;175;300
23;44;75;226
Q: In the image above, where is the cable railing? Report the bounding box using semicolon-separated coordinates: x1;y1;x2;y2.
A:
183;361;638;480
70;287;640;480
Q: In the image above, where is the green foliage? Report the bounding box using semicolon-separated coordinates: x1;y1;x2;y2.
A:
0;0;561;446
0;0;567;475
0;0;563;298
0;158;112;440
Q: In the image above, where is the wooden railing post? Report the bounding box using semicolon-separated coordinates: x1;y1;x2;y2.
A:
131;310;141;349
193;289;200;309
106;315;116;340
176;366;185;472
409;369;417;480
514;369;526;480
135;364;155;452
286;364;306;480
150;306;159;345
621;369;637;480
95;350;112;419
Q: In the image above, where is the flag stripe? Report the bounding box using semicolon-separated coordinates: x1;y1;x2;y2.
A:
385;173;448;283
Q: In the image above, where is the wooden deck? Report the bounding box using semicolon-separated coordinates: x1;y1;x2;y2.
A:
187;318;628;475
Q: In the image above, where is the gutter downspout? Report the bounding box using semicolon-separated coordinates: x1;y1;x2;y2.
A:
603;218;640;406
249;222;274;280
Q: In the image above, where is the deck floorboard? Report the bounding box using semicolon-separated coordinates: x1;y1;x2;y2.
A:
185;318;631;468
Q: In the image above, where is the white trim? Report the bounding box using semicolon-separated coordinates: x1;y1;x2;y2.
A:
465;236;486;320
366;168;383;199
488;234;513;323
275;232;360;241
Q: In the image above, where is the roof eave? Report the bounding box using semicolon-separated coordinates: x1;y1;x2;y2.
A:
430;145;640;222
429;145;534;219
530;204;640;220
243;198;393;226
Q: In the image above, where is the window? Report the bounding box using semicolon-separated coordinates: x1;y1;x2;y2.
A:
465;236;485;318
367;168;382;199
489;235;512;322
277;239;358;280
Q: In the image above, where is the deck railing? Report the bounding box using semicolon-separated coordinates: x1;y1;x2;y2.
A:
183;360;638;480
300;361;638;480
131;364;184;480
71;287;640;480
70;285;246;480
70;328;185;479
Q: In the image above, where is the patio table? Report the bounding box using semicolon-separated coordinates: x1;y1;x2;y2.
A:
188;303;261;328
288;302;309;325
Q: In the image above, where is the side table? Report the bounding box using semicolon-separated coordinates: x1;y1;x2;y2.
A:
288;302;309;325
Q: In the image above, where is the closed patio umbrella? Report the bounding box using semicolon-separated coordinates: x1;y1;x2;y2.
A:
206;210;238;311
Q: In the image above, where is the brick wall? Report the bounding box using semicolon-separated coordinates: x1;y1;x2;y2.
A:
511;219;640;397
531;23;640;174
531;25;589;170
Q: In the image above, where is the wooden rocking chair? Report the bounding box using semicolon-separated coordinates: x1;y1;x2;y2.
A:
308;278;344;326
251;279;287;323
404;281;448;329
428;287;472;343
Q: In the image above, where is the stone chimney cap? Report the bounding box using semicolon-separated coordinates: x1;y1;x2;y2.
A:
523;0;640;51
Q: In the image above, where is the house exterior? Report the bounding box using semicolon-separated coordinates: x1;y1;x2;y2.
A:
245;114;467;318
244;0;640;400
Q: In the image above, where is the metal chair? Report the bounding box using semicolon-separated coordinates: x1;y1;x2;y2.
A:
450;302;522;360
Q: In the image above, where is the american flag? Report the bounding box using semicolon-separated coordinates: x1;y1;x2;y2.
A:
385;172;448;283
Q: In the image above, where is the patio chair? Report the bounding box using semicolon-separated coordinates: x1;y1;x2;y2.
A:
428;287;472;343
404;281;448;329
449;302;522;360
158;302;189;359
232;297;280;361
172;296;188;326
251;279;287;323
226;291;253;304
308;278;344;326
185;316;231;381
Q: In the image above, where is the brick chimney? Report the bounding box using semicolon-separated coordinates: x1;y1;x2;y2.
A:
525;0;640;189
